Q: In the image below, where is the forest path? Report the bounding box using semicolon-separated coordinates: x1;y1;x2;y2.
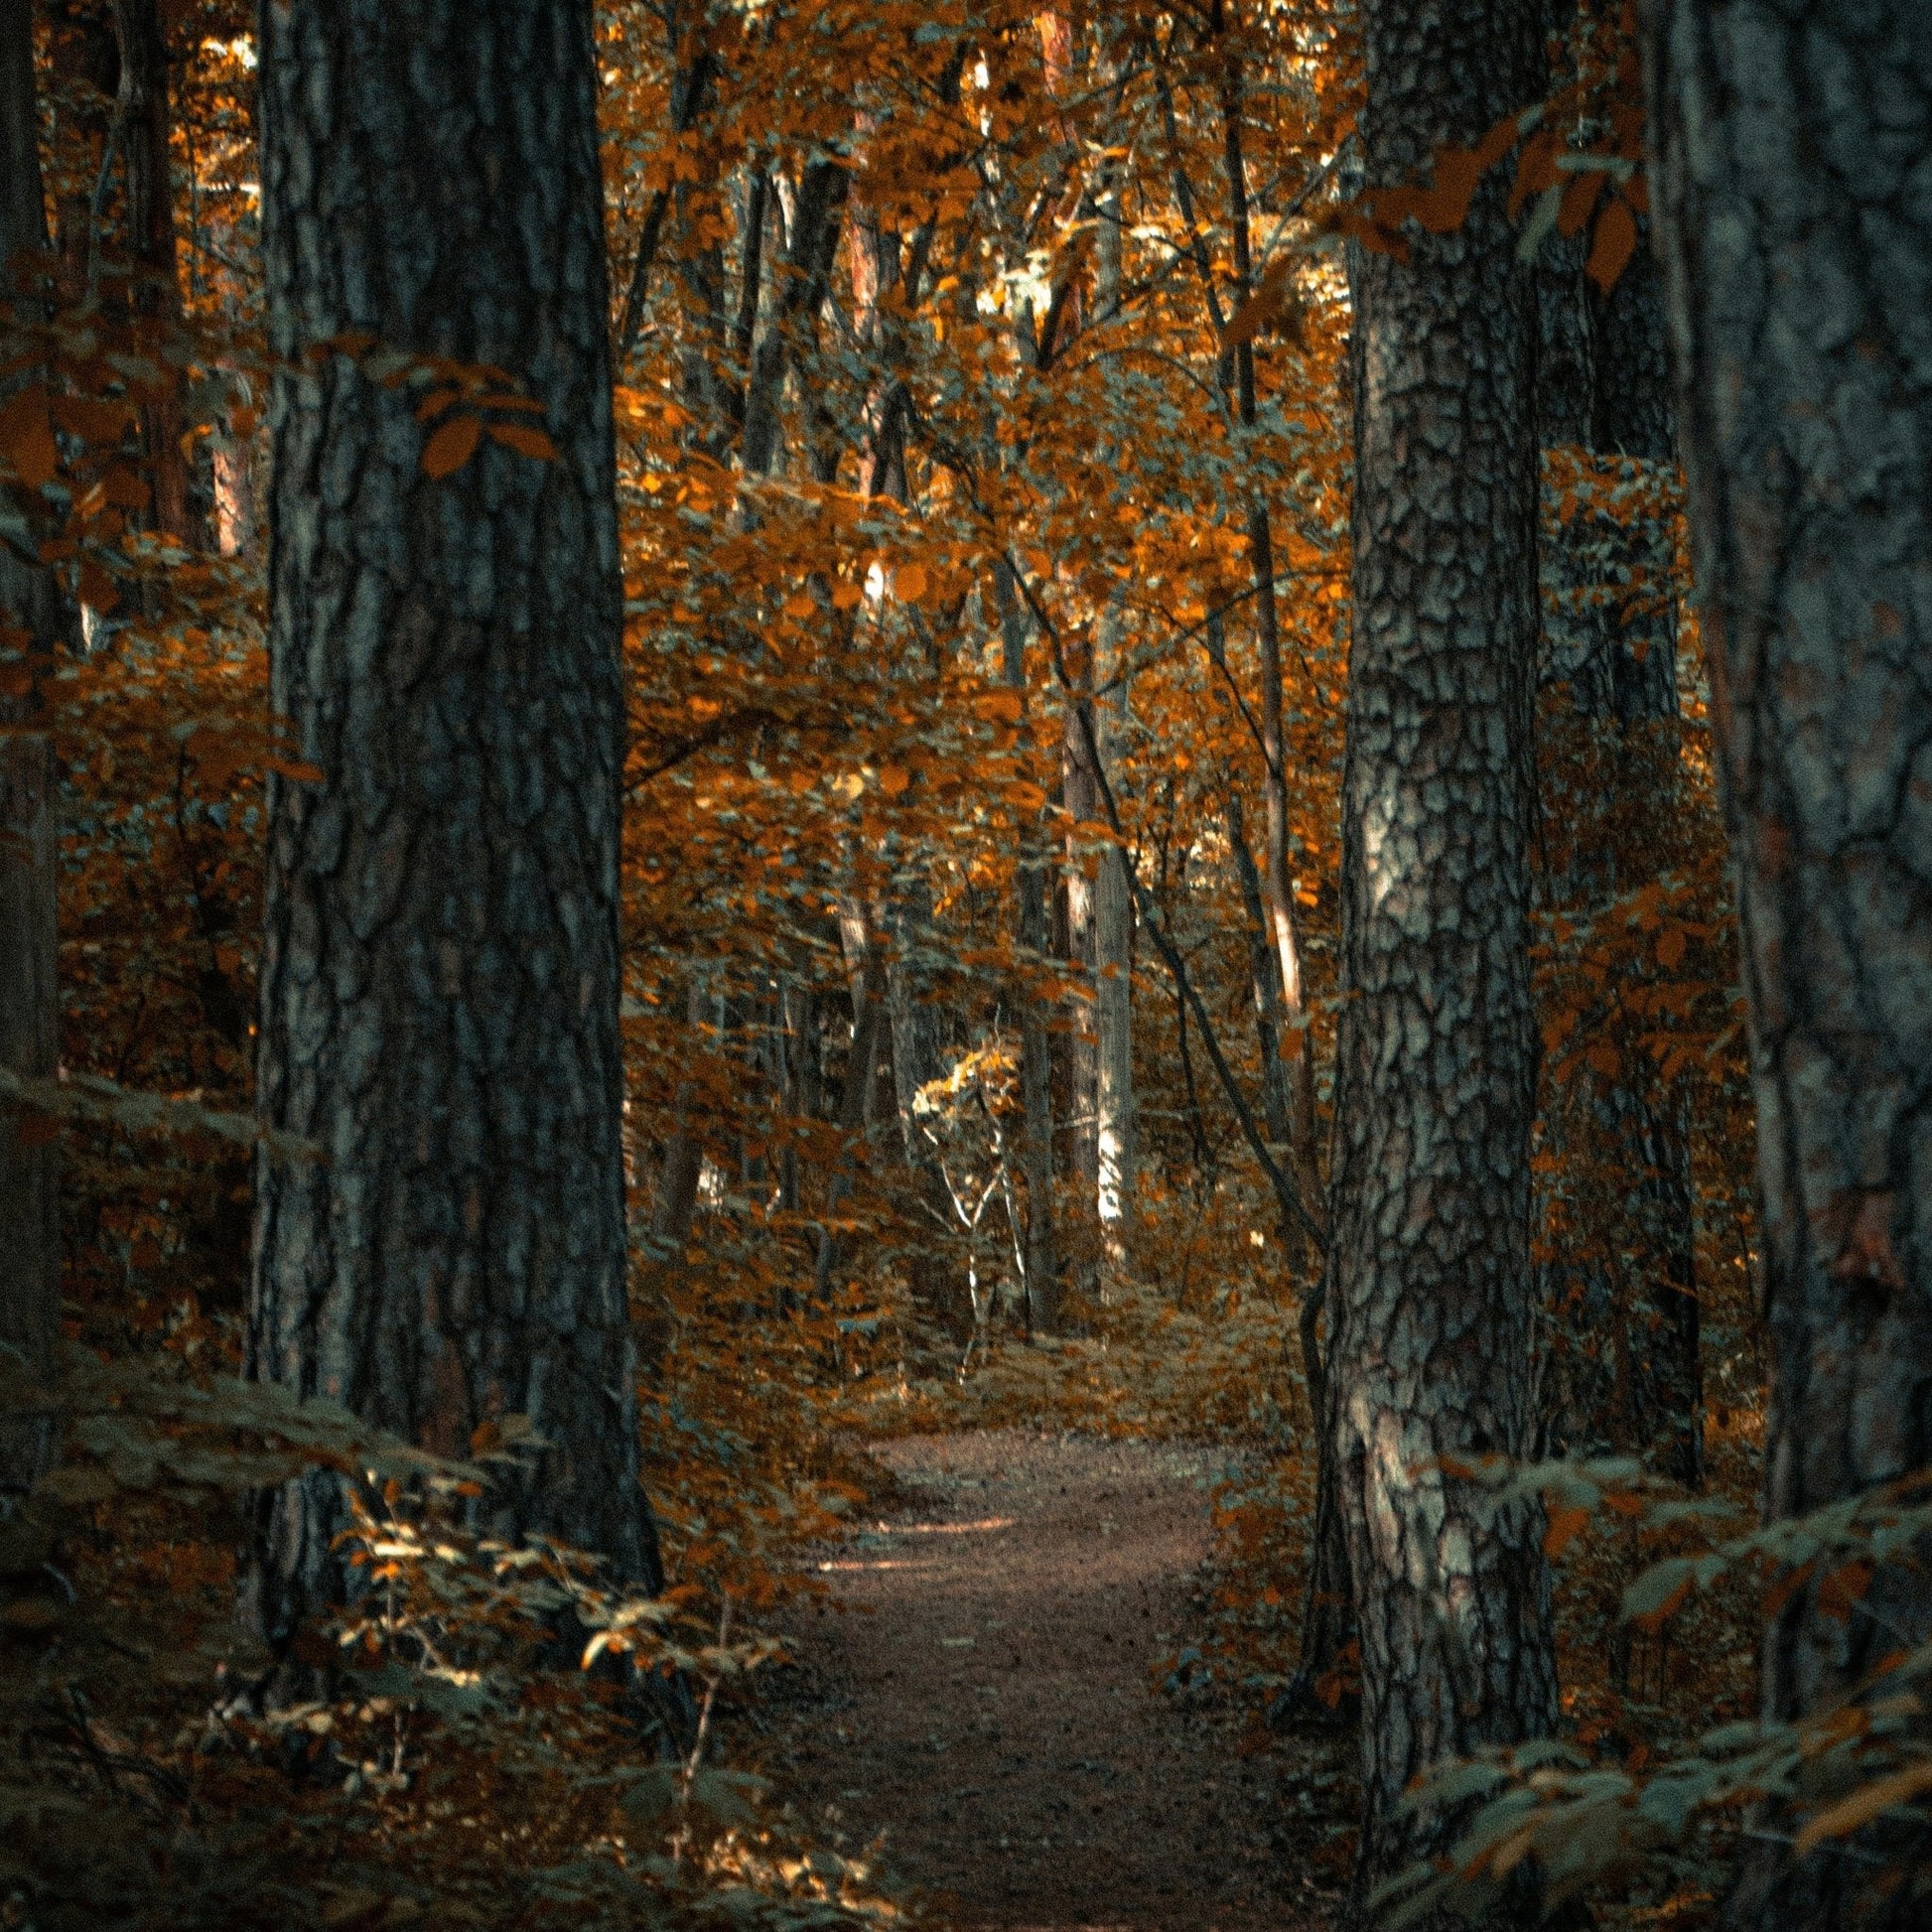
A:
768;1431;1326;1930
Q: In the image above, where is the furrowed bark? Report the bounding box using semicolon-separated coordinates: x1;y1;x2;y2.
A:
1325;0;1559;1915
247;0;661;1656
1645;2;1932;1922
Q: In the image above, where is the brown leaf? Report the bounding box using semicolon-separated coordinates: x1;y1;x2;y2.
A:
1544;1504;1589;1560
1587;198;1639;292
485;420;559;462
0;385;58;490
1795;1759;1932;1856
422;413;483;478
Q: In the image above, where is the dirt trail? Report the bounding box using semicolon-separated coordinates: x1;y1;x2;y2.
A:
769;1432;1329;1931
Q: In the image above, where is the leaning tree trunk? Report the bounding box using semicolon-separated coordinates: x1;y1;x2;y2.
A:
1645;2;1932;1924
246;0;661;1658
1323;0;1559;1915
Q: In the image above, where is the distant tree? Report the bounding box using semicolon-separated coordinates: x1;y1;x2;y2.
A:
1646;0;1932;1921
246;0;661;1662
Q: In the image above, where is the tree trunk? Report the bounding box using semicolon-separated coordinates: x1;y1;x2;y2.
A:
1001;565;1059;1331
1324;0;1558;1914
0;733;57;1492
1220;51;1323;1269
1227;794;1292;1149
1534;172;1701;1484
110;0;194;545
1093;632;1135;1267
1061;689;1100;1302
246;0;660;1657
0;0;69;666
1645;2;1932;1921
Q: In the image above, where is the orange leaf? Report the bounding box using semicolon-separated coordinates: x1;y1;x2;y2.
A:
876;764;911;798
1544;1504;1589;1560
1558;169;1608;240
422;413;483;478
76;559;119;614
896;562;929;604
264;755;325;784
1587;198;1639;292
0;385;58;490
1657;925;1688;970
1795;1760;1932;1856
486;421;559;462
1510;129;1561;217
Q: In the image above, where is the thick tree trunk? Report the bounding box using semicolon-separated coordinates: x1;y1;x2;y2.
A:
246;0;660;1655
1645;3;1932;1922
0;734;57;1492
1324;0;1558;1914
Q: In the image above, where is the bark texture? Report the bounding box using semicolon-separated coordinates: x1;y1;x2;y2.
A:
247;0;659;1654
1324;0;1559;1912
1645;2;1932;1922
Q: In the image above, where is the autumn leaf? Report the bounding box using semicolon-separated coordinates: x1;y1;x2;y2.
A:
876;765;912;798
1587;197;1639;292
76;559;120;614
1543;1505;1589;1560
486;421;560;461
1794;1760;1932;1856
896;562;929;603
0;385;58;490
422;413;483;478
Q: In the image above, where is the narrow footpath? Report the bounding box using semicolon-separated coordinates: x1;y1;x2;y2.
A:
769;1431;1333;1931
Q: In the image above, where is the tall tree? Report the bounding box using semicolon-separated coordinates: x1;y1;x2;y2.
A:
1320;0;1560;1910
1534;93;1701;1488
110;0;194;543
246;0;660;1658
1646;0;1932;1921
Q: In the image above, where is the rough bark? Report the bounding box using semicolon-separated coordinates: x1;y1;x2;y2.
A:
246;0;660;1656
1644;2;1932;1922
1324;0;1559;1914
0;733;57;1492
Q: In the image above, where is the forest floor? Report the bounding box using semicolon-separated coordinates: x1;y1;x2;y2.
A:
763;1430;1343;1931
